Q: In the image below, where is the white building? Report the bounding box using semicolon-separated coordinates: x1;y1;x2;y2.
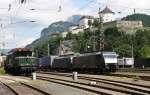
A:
99;7;115;23
79;16;94;29
61;31;68;38
61;28;84;38
0;56;6;67
69;25;79;31
71;28;84;34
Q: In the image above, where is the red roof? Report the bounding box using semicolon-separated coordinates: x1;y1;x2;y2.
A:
10;48;31;52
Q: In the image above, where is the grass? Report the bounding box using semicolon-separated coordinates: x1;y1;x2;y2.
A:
0;67;6;75
132;75;140;81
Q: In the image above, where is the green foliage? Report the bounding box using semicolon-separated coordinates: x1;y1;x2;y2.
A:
103;26;150;58
49;36;62;54
0;67;6;75
65;32;77;40
113;44;132;57
134;29;150;58
139;45;150;58
92;20;99;27
32;19;150;58
132;75;140;81
33;36;62;57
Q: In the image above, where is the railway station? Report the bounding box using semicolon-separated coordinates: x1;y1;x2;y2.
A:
0;0;150;95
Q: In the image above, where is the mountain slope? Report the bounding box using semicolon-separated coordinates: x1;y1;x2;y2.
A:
41;21;74;37
27;21;75;49
67;15;82;25
0;49;10;55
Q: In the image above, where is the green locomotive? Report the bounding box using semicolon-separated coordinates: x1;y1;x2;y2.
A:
5;48;37;75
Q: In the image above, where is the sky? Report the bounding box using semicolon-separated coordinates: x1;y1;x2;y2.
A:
0;0;150;49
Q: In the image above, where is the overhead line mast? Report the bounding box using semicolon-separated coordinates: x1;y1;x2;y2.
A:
98;7;105;52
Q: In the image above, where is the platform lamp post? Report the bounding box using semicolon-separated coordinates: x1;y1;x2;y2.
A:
48;43;50;56
98;7;104;52
0;35;1;57
131;29;136;69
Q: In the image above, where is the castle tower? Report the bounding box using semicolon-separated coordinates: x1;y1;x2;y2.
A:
99;7;115;23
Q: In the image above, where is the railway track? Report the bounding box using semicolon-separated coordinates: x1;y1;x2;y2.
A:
37;72;150;95
37;75;126;95
117;68;150;73
0;77;51;95
0;81;17;95
108;73;150;81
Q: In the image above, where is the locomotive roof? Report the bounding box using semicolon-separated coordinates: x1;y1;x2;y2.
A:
15;56;36;58
9;48;31;53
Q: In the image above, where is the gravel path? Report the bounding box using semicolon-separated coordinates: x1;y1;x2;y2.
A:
0;77;45;95
0;75;98;95
0;82;16;95
25;80;98;95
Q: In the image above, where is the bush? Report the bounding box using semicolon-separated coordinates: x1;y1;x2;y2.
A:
132;75;140;81
0;67;6;75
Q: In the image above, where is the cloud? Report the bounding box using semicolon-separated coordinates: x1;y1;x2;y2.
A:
14;0;77;26
17;37;36;48
0;0;77;49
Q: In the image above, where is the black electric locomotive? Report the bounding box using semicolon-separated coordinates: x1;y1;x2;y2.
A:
39;52;118;73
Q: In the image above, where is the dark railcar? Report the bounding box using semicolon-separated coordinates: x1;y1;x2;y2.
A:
134;58;150;68
52;56;72;72
72;53;105;73
39;56;51;71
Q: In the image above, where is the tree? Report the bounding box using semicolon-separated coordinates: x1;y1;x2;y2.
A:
104;27;133;57
104;27;122;51
72;31;90;53
33;36;62;57
139;45;150;58
114;44;132;57
92;20;99;27
134;29;150;57
65;32;77;40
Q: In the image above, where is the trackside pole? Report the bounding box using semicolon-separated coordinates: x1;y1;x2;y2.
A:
32;72;36;80
72;72;78;80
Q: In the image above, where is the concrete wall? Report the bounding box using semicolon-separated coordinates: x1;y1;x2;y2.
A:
103;20;143;31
